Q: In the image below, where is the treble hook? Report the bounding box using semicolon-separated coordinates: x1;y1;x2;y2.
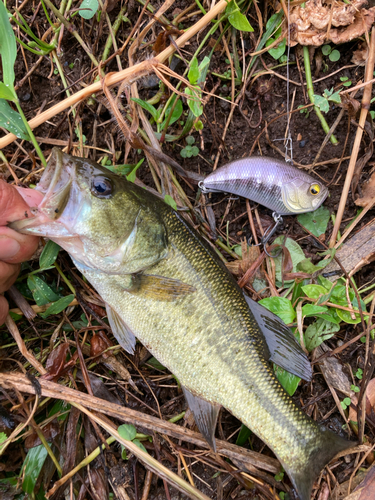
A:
249;212;284;258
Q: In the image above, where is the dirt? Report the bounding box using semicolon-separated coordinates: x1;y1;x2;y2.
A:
1;1;375;500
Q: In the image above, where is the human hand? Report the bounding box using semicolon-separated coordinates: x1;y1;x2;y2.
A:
0;181;43;325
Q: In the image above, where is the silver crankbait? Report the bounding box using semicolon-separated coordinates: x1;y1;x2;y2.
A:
199;156;328;255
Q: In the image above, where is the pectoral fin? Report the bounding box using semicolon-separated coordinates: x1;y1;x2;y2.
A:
128;274;196;302
106;304;136;354
182;387;220;451
243;295;312;381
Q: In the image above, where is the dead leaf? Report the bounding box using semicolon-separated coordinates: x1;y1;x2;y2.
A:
287;0;375;46
90;330;113;359
352;42;369;65
44;343;70;379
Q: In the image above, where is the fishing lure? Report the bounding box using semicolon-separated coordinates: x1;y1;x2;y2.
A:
199;156;328;252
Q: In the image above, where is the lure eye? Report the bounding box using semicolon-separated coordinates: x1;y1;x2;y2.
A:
91;176;113;198
310;184;321;196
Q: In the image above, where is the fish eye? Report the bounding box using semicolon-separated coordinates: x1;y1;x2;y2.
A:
91;176;113;198
310;183;321;196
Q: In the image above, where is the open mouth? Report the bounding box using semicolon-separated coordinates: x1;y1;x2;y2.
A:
37;148;73;220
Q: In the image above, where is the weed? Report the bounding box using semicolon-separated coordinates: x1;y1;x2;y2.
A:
322;44;341;62
180;136;199;158
313;87;341;113
340;397;351;410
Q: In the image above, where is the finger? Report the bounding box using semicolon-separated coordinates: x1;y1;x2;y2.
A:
0;296;9;326
16;187;44;207
0;227;39;264
0;181;40;225
0;261;20;293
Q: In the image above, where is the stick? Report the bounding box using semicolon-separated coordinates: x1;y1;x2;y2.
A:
0;371;280;474
329;28;375;247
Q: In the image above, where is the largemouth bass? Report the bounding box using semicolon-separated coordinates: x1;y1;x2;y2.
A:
12;149;351;500
199;156;328;215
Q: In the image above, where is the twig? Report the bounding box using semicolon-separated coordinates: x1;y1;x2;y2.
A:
5;315;46;374
0;372;280;474
329;27;375;247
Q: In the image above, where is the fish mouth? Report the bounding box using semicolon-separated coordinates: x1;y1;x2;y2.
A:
37;148;73;220
9;148;75;234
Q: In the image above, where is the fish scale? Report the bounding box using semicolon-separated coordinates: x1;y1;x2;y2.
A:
11;149;351;500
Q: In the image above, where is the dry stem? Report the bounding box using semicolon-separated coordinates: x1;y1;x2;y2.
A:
329;27;375;247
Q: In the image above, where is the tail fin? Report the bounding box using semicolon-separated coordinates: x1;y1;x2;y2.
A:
286;428;354;500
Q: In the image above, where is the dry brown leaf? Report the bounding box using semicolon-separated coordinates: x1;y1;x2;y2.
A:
352;42;369;65
286;0;375;46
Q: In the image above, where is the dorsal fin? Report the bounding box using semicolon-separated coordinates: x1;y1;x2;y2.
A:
182;387;220;451
243;295;312;381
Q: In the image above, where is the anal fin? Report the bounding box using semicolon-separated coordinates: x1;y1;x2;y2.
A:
243;294;312;381
182;387;220;451
106;304;136;354
129;274;196;302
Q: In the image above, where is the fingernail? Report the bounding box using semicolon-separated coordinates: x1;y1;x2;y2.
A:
0;237;21;260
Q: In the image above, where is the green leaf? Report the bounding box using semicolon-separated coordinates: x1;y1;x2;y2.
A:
161;97;183;130
304;318;340;351
133;439;148;453
118;424;137;441
273;236;306;281
21;444;49;494
302;304;329;317
198;56;211;83
302;284;327;300
235;424;251;446
146;356;166;370
79;0;99;19
27;275;60;306
0;81;15;101
39;294;75;318
329;49;340;62
126;158;144;183
274;365;300;396
0;99;30;139
317;275;333;291
0;0;17;89
186;136;195;145
39;240;60;269
335;306;361;324
259;297;296;324
226;0;254;32
302;301;339;323
322;44;331;55
130;98;159;121
164;194;177;210
0;432;7;444
268;37;286;60
185;87;203;117
298;206;330;237
266;12;282;32
328;91;341;104
188;57;199;85
313;95;329;113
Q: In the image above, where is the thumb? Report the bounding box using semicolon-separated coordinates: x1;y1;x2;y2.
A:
0;180;42;225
